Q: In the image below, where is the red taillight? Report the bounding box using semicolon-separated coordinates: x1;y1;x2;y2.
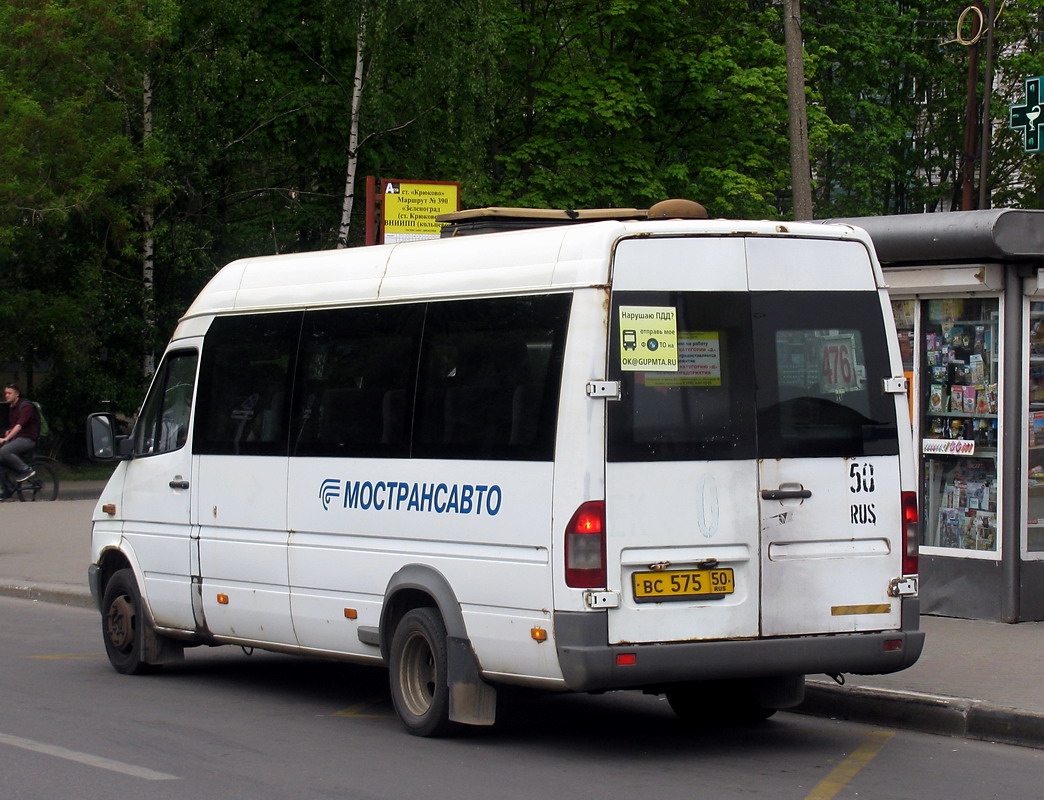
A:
565;501;606;588
901;491;919;575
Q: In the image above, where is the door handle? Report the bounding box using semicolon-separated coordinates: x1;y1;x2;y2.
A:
169;479;190;490
761;488;811;500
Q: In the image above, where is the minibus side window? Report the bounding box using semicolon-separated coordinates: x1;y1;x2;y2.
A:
291;304;423;458
193;312;301;456
133;350;198;457
412;294;570;461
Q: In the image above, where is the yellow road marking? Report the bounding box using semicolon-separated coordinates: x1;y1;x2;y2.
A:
805;730;894;800
332;699;394;718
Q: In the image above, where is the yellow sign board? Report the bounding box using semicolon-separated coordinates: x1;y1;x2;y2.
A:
381;180;460;243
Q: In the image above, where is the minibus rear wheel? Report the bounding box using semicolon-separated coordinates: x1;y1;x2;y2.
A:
101;569;161;675
388;607;457;737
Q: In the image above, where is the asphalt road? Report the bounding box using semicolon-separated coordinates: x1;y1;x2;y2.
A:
3;597;1043;800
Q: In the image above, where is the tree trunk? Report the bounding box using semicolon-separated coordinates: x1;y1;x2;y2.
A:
783;0;813;220
337;10;367;249
142;67;156;377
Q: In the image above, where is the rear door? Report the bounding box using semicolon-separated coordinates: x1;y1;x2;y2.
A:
606;237;760;644
605;236;903;645
746;238;903;635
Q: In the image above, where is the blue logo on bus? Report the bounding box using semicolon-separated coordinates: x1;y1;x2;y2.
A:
319;478;341;510
318;478;503;516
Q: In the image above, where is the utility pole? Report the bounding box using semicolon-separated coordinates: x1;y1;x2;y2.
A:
961;2;984;210
784;0;813;220
978;0;997;210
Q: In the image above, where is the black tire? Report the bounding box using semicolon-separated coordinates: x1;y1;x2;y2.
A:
388;607;456;737
665;681;776;725
100;568;160;675
16;461;58;501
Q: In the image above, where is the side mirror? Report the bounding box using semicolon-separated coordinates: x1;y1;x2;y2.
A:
86;413;129;461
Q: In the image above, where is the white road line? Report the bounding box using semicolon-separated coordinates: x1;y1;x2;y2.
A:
0;732;179;781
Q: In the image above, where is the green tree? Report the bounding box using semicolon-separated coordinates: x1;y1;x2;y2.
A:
804;1;1044;216
0;0;154;448
984;2;1044;209
458;0;799;217
8;0;1044;460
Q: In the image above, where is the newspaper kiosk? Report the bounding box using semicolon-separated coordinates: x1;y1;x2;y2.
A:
831;210;1044;622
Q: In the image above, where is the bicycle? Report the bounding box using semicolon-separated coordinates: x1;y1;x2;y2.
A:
0;450;59;502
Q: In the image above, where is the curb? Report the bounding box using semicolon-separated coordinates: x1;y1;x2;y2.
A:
797;681;1044;750
0;582;94;610
54;482;106;502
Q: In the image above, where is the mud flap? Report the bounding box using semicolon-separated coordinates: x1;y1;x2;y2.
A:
447;636;496;726
141;623;185;666
142;608;185;666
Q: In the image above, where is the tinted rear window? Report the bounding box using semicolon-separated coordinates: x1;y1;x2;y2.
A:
608;291;899;461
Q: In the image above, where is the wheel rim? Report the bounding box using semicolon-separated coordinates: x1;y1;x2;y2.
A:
106;594;136;653
399;630;437;717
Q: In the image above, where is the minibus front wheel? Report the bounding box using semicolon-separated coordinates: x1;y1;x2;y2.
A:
388;607;457;737
101;569;161;675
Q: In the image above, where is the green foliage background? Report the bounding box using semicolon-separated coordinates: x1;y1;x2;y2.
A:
2;0;1043;458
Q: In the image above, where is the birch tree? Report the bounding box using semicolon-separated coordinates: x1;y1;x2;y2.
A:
337;7;367;248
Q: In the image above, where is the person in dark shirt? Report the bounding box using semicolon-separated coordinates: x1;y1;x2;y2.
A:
1;384;40;482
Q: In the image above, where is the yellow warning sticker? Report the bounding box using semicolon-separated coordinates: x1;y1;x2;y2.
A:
619;306;678;372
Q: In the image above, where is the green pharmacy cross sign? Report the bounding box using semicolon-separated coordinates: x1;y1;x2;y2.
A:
1011;76;1044;153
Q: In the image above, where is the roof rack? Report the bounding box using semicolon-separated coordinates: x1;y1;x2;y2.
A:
437;199;708;237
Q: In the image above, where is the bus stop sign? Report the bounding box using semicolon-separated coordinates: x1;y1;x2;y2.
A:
1010;76;1044;153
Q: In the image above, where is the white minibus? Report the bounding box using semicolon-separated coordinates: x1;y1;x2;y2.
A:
87;200;923;736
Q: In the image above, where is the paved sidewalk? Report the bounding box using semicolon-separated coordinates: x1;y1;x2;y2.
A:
1;486;1042;748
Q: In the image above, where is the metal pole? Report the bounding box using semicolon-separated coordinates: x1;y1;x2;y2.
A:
365;176;377;246
1002;263;1023;622
783;0;813;220
978;0;997;210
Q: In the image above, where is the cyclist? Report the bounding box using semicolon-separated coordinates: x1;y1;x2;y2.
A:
1;383;39;482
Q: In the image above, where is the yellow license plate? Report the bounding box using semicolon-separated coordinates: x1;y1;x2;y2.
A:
632;568;735;603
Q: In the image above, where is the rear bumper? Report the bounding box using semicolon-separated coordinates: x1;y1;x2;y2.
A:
553;602;925;692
